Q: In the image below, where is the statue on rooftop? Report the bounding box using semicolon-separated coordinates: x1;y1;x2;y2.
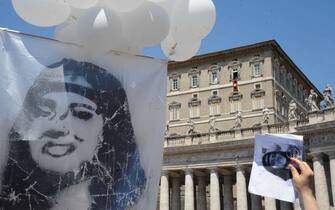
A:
234;111;242;129
306;89;319;112
165;123;170;137
323;84;334;108
209;116;216;132
188;119;195;134
262;107;270;124
288;100;298;121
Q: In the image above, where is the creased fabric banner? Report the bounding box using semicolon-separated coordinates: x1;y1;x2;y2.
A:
0;29;167;210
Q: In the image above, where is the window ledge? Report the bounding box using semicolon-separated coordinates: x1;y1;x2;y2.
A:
209;114;221;117
190;116;201;119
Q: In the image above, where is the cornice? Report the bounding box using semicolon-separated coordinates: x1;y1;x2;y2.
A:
164;138;254;155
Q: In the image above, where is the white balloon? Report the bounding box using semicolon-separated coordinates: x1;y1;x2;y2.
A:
148;0;177;15
161;33;201;61
54;17;79;44
77;7;123;54
69;7;86;19
122;2;170;47
54;7;87;44
171;0;216;42
65;0;98;9
12;0;71;27
101;0;145;12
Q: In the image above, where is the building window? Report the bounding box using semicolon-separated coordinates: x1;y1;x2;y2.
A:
169;73;181;91
188;94;201;118
208;65;220;85
253;96;264;110
208;90;222;116
169;102;181;121
250;55;264;78
230;100;241;113
189;105;200;118
229;60;242;81
252;63;262;77
255;83;262;90
210;70;218;84
170;107;180;121
232;68;240;80
209;103;220;116
171;78;180;91
190;74;199;88
188;67;200;88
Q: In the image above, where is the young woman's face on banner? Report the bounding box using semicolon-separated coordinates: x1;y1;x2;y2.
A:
27;92;103;173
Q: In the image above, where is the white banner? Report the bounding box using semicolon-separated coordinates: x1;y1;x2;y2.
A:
0;28;167;210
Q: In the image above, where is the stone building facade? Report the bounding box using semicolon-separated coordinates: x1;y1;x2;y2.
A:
160;40;335;210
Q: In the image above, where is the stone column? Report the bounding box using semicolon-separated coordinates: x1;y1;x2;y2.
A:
197;174;207;210
264;197;276;210
210;168;220;210
160;171;169;210
327;151;335;205
312;153;330;210
236;166;248;210
250;194;262;210
280;201;293;210
171;174;181;210
185;169;195;210
223;175;234;210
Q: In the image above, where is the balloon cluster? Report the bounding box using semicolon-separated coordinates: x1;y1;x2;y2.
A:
12;0;216;61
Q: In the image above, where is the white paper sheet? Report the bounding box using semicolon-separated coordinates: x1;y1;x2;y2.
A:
248;134;304;202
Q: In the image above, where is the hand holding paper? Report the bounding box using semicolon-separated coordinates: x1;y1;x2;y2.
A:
248;134;304;202
289;158;320;210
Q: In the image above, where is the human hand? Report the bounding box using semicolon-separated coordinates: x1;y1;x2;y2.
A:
288;158;314;195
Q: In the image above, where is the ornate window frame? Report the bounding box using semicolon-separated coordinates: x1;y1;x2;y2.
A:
188;67;201;88
169;73;181;91
188;94;201;119
228;60;242;81
251;84;266;110
250;55;264;78
208;90;222;104
208;90;221;116
208;64;220;85
229;90;243;102
168;101;181;121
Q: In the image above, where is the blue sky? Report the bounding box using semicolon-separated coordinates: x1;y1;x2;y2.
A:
0;0;334;91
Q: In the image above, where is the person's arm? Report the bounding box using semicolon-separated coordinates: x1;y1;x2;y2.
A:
288;158;320;210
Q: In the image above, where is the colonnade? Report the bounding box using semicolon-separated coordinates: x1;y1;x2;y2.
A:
159;152;335;210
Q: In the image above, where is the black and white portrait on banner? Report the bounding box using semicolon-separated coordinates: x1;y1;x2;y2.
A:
0;29;167;210
248;134;304;202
